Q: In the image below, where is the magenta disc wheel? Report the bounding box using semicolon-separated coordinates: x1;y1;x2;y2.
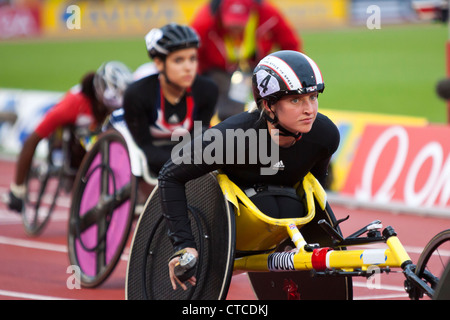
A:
68;130;137;288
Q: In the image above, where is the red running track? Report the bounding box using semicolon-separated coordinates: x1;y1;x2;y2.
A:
0;158;449;300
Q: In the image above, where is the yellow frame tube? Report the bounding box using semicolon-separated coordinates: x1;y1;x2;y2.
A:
386;236;412;266
234;246;408;273
218;171;412;274
217;172;323;228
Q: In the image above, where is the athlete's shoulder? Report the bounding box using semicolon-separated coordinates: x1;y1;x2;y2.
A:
127;74;158;93
60;88;91;107
309;112;340;150
314;112;338;131
213;110;261;131
258;1;285;19
193;75;218;92
124;74;158;106
192;75;219;106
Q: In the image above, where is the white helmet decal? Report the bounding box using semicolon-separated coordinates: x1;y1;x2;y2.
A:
145;28;168;55
255;69;280;97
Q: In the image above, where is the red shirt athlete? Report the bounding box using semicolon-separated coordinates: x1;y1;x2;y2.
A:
5;61;133;213
34;89;96;138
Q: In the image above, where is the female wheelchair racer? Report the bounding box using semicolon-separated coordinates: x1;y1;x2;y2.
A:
157;50;340;290
127;51;450;300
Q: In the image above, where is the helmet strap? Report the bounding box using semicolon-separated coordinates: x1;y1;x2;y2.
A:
161;60;175;87
263;102;302;141
159;61;186;99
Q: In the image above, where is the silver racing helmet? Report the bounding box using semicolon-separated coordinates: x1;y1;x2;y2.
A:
94;61;133;109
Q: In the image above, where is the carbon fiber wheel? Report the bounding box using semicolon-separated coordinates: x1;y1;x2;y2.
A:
126;173;235;300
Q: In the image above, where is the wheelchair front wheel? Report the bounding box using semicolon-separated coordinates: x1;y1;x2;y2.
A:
413;229;450;300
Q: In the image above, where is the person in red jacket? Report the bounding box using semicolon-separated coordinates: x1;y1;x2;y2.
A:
191;0;301;120
4;61;133;213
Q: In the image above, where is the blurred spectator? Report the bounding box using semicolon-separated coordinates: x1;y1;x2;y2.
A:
191;0;302;121
412;0;448;22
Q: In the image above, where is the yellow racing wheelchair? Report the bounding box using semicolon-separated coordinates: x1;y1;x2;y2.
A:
125;172;450;300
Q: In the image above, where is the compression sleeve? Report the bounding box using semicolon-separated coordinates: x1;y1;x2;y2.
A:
158;162;199;251
158;132;225;251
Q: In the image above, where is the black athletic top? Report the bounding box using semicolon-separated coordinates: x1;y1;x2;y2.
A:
123;74;218;173
158;110;340;251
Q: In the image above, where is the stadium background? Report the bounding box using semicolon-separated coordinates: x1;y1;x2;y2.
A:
0;1;449;220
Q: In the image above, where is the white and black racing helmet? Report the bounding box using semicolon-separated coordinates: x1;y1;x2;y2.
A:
94;61;133;109
252;50;324;105
252;50;324;139
145;23;200;60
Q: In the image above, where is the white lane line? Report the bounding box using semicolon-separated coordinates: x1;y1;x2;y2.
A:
353;280;406;292
0;235;129;261
0;289;72;300
355;293;409;300
0;235;67;253
0;210;22;224
352;281;409;299
0;211;68;225
0;208;69;225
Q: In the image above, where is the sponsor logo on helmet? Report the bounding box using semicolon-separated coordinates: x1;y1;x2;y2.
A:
306;86;317;92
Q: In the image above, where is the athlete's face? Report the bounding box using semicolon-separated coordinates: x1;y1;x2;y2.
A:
157;48;198;88
269;92;318;134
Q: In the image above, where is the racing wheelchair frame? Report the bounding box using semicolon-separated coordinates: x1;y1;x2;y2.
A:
125;172;449;300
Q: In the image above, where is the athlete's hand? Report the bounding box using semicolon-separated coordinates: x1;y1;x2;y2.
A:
168;247;198;290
